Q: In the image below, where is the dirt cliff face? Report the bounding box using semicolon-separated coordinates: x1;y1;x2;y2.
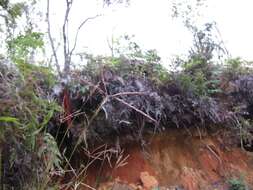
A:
80;128;253;190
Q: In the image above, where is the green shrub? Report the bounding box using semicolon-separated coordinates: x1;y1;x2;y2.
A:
0;61;62;189
83;53;170;84
226;58;242;70
183;56;208;74
8;31;44;64
228;178;247;190
224;57;253;78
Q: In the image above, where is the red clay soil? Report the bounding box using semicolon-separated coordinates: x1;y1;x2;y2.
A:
79;128;253;190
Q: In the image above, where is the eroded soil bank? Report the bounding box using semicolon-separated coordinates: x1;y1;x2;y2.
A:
76;128;253;190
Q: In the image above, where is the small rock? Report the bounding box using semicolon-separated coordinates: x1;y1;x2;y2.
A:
140;171;158;189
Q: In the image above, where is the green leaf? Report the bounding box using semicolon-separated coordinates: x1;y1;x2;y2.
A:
0;116;20;125
8;3;25;18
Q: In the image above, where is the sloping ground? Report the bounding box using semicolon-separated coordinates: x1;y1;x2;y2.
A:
82;128;253;190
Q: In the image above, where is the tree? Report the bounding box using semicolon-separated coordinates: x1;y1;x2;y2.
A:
171;0;229;67
170;0;229;96
46;0;129;76
0;0;45;66
0;1;26;50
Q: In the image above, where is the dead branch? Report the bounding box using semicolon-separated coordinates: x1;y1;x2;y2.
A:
78;78;105;96
101;67;109;96
205;144;222;164
107;34;114;57
79;183;96;190
110;91;147;98
114;97;158;124
69;14;101;58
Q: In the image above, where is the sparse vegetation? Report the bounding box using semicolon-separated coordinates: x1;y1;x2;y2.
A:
228;178;247;190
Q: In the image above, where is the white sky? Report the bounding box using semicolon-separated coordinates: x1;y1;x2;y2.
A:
44;0;253;67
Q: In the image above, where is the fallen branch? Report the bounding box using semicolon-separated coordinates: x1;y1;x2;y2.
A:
114;97;158;125
110;91;147;98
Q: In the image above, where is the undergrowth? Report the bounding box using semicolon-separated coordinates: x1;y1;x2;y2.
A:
1;42;253;189
2;51;253;189
0;61;62;189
